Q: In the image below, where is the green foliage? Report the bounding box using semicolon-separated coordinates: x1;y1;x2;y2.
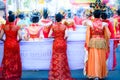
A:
23;0;31;8
8;0;12;5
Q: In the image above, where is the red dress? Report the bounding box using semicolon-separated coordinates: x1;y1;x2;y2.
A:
1;22;22;80
39;18;52;38
49;23;73;80
26;23;43;40
102;19;114;38
63;19;76;31
73;16;83;25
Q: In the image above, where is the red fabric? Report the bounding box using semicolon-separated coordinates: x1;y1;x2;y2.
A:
102;19;117;69
112;16;120;69
1;22;22;80
102;20;115;38
91;19;103;35
26;23;42;39
49;23;73;80
0;67;2;76
41;19;51;23
43;27;51;38
74;16;83;25
41;19;52;38
116;17;120;33
64;20;76;31
30;23;40;26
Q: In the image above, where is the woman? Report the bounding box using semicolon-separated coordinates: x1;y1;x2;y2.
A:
17;13;28;28
114;9;120;40
101;12;117;70
0;12;22;80
48;13;73;80
63;9;76;31
39;8;52;38
24;14;43;41
101;11;114;39
84;10;111;80
0;16;6;31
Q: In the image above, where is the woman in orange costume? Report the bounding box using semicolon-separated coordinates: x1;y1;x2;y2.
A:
0;12;22;80
48;13;73;80
84;10;111;80
24;14;43;41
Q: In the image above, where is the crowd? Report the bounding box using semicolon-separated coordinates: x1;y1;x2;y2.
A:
0;4;120;80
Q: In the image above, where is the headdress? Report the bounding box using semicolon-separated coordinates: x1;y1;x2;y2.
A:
40;7;49;16
90;0;106;11
43;8;49;19
59;8;66;16
67;9;72;18
84;9;93;17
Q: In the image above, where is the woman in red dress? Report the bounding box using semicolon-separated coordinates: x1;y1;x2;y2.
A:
0;12;22;80
63;9;76;31
24;14;43;41
48;13;73;80
101;12;117;69
39;8;52;38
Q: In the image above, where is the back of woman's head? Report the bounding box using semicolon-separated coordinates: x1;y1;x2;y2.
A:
55;13;63;22
101;11;107;20
31;15;39;23
117;8;120;16
8;11;16;22
93;10;101;18
8;11;13;15
18;13;25;19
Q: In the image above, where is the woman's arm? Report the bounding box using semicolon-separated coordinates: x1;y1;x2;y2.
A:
24;29;29;41
64;29;68;40
18;29;22;42
0;29;5;42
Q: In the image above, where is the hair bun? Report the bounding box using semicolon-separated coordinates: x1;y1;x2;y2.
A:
8;11;13;15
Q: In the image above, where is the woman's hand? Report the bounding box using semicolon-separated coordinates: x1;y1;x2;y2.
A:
0;38;5;42
64;36;68;40
18;38;22;42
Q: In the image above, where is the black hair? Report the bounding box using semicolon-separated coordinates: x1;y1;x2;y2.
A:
101;12;107;20
55;13;63;22
93;10;101;18
18;13;25;19
31;15;39;23
8;11;13;15
117;8;120;16
8;11;16;22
